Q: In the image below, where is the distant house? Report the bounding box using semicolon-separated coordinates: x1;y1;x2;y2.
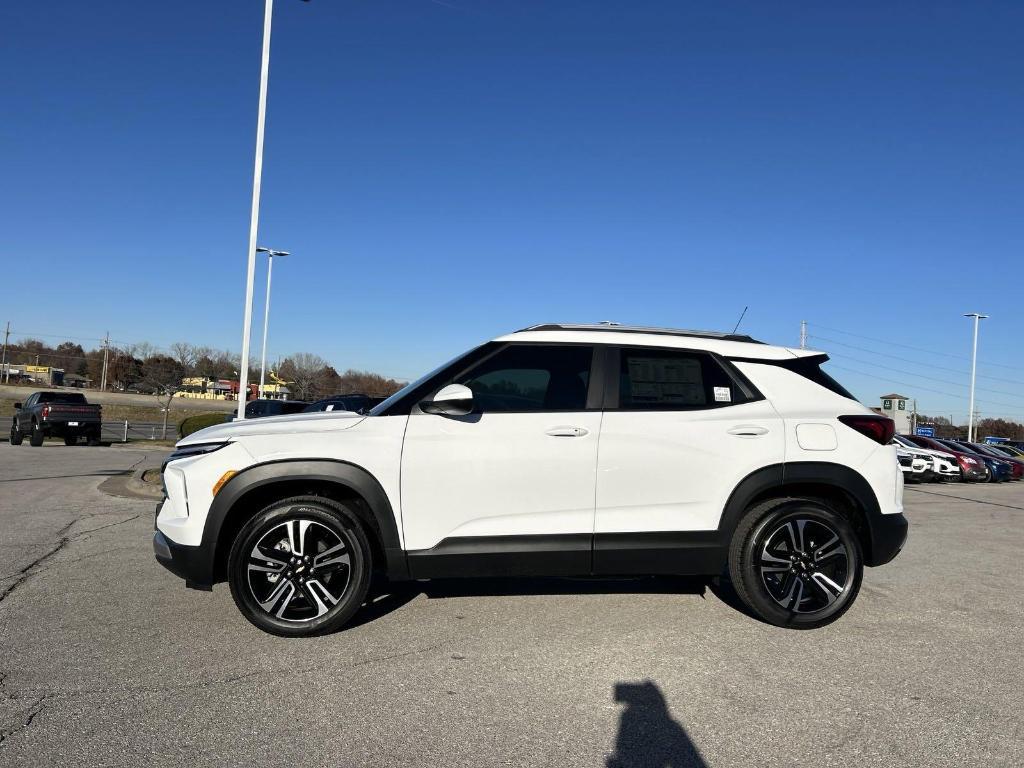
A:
63;373;92;388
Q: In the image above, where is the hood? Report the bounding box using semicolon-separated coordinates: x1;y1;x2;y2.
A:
178;410;366;447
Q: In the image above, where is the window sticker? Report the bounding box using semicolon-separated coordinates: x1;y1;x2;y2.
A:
713;386;732;402
627;357;704;404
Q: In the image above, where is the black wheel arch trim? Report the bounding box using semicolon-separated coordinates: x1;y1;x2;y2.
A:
720;461;906;567
181;458;406;588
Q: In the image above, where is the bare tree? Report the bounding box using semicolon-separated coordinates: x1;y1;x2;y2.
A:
139;355;185;439
278;353;328;401
170;342;198;373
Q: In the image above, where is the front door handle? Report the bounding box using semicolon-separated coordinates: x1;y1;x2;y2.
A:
727;425;769;437
545;426;589;437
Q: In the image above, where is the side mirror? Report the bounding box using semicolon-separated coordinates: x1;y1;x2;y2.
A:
13;402;21;410
420;384;473;416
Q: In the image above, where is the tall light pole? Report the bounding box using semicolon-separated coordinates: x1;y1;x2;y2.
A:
236;0;309;420
256;247;289;400
964;312;988;442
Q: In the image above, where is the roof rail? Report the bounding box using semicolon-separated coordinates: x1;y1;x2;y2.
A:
516;323;762;344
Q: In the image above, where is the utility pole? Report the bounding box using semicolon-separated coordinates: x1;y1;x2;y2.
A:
799;320;807;349
963;312;988;442
911;399;917;436
1;321;9;384
100;332;110;391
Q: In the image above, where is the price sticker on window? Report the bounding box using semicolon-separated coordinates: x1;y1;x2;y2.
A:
713;387;732;402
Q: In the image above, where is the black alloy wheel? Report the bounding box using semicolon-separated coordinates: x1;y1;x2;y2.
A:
729;498;863;629
228;496;372;637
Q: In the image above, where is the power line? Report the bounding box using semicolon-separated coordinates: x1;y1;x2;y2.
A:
825;362;1024;417
809;335;1024;387
824;351;1024;402
810;322;1024;373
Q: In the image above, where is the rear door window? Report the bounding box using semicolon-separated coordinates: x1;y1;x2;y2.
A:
616;348;754;410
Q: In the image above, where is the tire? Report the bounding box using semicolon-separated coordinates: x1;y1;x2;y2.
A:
29;422;44;447
10;423;23;445
228;496;373;637
87;427;101;447
64;435;78;446
728;497;863;630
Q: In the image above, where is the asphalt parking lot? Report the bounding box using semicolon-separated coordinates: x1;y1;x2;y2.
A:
1;444;1022;767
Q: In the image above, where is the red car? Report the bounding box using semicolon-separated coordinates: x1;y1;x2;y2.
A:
960;441;1024;480
904;435;989;482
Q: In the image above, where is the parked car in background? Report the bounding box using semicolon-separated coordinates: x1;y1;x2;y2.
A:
956;441;1024;480
896;447;929;482
990;444;1024;461
903;435;989;482
10;392;102;446
936;439;1011;483
303;394;385;415
226;399;311;422
155;322;907;636
893;435;959;482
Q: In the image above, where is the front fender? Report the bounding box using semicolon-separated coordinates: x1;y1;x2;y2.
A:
199;459;407;585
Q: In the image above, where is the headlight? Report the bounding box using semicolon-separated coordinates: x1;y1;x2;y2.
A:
163;442;229;472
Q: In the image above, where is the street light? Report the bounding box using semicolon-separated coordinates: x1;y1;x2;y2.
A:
964;312;988;442
256;247;290;400
236;0;309;420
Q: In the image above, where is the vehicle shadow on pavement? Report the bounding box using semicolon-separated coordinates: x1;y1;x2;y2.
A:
350;576;712;630
417;574;708;598
607;680;709;768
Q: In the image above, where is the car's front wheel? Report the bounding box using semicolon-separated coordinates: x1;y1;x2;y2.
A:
228;496;372;637
728;498;863;629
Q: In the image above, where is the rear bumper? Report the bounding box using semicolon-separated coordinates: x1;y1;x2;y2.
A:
866;513;908;567
153;530;214;590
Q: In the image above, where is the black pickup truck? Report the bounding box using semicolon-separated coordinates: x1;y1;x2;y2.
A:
10;392;103;446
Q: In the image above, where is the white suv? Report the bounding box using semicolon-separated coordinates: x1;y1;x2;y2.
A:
154;323;907;636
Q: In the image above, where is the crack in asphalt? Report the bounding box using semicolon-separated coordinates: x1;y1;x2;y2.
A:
0;520;76;605
0;694;52;749
0;514;144;584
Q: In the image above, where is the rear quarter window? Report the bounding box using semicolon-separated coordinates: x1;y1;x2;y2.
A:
729;354;855;401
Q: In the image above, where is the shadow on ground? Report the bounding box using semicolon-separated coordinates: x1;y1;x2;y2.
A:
351;575;745;630
607;680;709;768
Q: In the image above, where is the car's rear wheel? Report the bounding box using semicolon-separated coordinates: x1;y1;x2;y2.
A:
728;498;863;629
228;496;372;637
29;422;44;447
9;423;23;445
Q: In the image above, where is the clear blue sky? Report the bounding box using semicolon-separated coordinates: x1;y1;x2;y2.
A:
3;1;1022;421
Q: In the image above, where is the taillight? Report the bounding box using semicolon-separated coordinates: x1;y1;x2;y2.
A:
42;406;51;419
838;415;895;445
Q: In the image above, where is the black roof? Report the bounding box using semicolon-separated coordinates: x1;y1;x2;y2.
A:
517;323;761;344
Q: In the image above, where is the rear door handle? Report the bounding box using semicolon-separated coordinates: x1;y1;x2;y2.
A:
727;425;769;437
545;426;589;437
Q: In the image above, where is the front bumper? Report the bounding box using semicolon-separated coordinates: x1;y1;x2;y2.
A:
866;513;908;567
153;530;214;590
